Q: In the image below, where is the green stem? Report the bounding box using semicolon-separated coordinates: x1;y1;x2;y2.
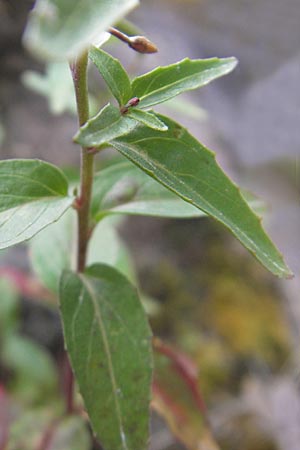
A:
70;50;94;273
65;50;94;414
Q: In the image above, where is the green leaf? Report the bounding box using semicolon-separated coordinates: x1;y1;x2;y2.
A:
110;116;292;278
60;264;152;450
131;57;237;109
92;161;205;219
92;162;265;220
30;211;135;293
89;47;132;106
87;218;136;283
23;0;138;61
0;159;73;249
29;210;76;293
127;109;168;131
74;103;137;147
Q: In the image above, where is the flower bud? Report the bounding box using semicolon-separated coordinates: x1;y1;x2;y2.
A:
128;36;158;54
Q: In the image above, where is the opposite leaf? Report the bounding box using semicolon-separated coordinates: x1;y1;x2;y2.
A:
74;103;137;147
0;159;73;249
131;57;238;108
110;116;292;278
60;264;152;450
23;0;138;60
89;47;132;106
127;109;168;131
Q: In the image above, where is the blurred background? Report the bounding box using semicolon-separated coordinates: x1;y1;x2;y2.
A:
0;0;300;449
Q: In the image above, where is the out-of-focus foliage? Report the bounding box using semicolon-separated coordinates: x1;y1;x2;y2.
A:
142;219;291;449
153;339;221;450
7;411;92;450
22;63;99;116
0;277;60;406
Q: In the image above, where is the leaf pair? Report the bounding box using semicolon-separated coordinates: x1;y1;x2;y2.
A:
76;47;237;143
89;47;237;110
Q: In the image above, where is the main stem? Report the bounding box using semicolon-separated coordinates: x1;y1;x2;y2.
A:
65;50;94;414
71;50;94;272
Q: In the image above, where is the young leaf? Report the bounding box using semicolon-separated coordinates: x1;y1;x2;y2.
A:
74;103;137;147
109;116;292;278
89;47;132;106
23;0;138;61
131;57;237;109
30;211;135;293
0;159;73;249
127;109;168;131
60;264;152;450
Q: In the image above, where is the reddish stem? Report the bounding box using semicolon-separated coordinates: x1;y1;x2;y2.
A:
64;355;75;414
36;420;59;450
152;380;187;422
153;337;207;414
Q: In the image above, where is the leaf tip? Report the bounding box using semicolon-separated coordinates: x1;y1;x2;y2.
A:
226;56;239;71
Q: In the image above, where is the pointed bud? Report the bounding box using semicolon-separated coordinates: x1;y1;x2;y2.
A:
127;97;140;107
120;97;140;114
128;36;158;54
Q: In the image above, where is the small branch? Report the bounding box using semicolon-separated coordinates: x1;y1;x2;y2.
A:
108;27;158;54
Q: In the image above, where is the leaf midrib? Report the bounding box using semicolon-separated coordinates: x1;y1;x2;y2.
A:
136;63;232;104
79;275;129;450
111;140;286;275
0;173;65;196
0;194;71;214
